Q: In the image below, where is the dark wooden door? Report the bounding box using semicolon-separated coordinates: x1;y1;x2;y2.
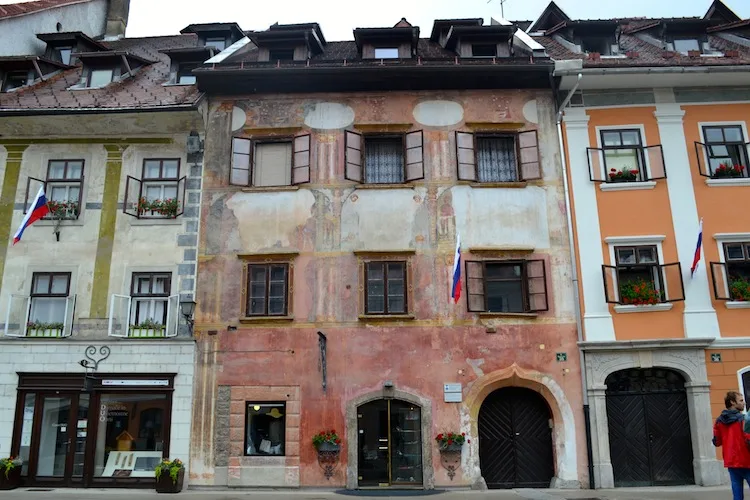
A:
478;387;554;489
606;368;695;487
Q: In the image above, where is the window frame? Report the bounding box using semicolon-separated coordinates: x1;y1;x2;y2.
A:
345;130;425;185
204;37;227;51
268;48;296;61
710;236;750;302
58;47;73;65
45;159;85;220
470;44;497;58
700;124;750;178
456;130;541;183
464;258;549;314
244;262;291;318
230;135;311;187
30;272;71;298
474;133;521;183
374;47;400;59
672;37;701;54
599;128;647;181
2;70;29;92
176;63;198;84
130;272;172;326
482;260;528;313
123;158;186;220
87;67;114;88
363;133;406;184
244;401;287;457
364;260;408;315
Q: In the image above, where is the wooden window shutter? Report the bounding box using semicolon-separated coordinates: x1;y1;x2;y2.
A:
465;261;486;312
456;132;477;181
240;263;249;317
231;137;253;186
292;134;311;185
518;130;542;180
404;130;425;181
345;130;363;182
525;259;549;312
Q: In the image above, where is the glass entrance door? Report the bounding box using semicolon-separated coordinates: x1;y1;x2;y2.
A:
357;399;422;487
36;396;72;478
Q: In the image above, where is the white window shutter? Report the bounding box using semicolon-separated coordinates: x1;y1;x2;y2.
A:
4;294;30;337
166;294;180;337
108;294;131;338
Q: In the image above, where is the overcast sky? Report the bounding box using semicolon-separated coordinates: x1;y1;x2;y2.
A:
2;0;749;41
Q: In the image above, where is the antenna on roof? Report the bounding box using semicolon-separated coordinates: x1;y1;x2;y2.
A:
487;0;509;18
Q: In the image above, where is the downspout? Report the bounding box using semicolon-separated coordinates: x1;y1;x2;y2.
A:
555;74;596;490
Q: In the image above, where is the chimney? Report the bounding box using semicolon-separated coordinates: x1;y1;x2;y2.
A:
104;0;130;40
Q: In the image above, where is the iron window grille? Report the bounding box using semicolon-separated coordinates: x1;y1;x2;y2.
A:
456;130;542;183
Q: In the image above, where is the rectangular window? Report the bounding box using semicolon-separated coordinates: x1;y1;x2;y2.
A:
702;125;749;178
2;71;28;92
374;47;399;59
465;260;548;313
58;47;73;65
365;261;406;315
205;37;226;51
269;49;295;61
29;272;71;326
724;243;750;300
456;130;541;182
600;129;645;182
580;37;612;55
88;68;113;87
673;38;700;54
246;263;289;317
614;245;662;304
176;63;198;84
364;136;405;184
245;402;286;456
130;273;171;328
345;130;424;184
230;136;311;187
45;159;84;220
471;44;497;57
141;159;180;217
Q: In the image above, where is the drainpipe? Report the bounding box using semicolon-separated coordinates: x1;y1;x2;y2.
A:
555;74;596;490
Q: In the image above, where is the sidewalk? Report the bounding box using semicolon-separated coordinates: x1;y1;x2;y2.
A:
0;486;738;500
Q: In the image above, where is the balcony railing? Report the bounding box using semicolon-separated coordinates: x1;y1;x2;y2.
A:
4;295;76;338
602;263;685;305
108;294;179;338
587;145;666;183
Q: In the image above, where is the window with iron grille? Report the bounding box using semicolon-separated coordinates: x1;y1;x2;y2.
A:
246;263;289;317
365;261;407;315
131;273;171;327
29;272;71;326
465;260;548;313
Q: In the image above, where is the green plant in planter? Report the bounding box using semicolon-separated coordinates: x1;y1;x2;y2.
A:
712;162;745;179
619;278;664;305
435;432;468;450
154;458;184;484
0;457;21;479
730;276;750;302
312;429;341;449
608;168;638;182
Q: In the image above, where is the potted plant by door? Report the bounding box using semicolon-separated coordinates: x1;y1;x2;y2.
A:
0;457;22;490
312;430;341;480
154;458;184;493
435;433;467;481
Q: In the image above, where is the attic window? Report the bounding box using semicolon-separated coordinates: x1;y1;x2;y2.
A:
2;71;28;92
471;44;497;57
269;49;295;61
580;37;612;55
205;37;227;51
88;68;114;87
673;38;700;54
58;47;72;65
374;47;399;59
177;63;198;84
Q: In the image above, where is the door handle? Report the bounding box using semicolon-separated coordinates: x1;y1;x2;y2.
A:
649;433;654;442
515;433;520;436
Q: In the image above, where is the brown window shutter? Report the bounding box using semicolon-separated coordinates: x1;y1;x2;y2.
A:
465;260;486;312
710;262;731;301
525;259;549;312
292;134;311;185
345;130;363;182
518;130;542;180
230;137;253;186
404;130;425;181
601;265;619;304
241;263;249;317
456;132;477;181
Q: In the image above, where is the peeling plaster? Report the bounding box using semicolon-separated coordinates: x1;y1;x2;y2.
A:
467;358;485;378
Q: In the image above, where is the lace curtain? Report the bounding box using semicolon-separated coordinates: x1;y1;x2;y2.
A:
365;138;404;184
477;136;517;182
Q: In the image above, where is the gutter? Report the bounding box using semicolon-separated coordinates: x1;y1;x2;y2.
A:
0;99;204;118
556;64;750;77
555;73;596;490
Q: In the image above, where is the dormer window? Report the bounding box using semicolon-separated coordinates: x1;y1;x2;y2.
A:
88;68;114;87
269;48;295;61
471;44;497;57
58;47;73;65
205;37;227;51
374;47;399;59
673;38;701;54
580;37;613;55
2;71;28;92
177;63;198;84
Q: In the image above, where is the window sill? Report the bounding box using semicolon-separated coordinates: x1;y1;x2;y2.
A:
355;183;416;190
614;303;673;313
705;178;750;187
461;181;527;189
726;301;750;309
129;217;183;226
358;314;415;321
239;316;294;324
478;312;538;318
599;181;657;192
241;186;300;193
35;218;85;227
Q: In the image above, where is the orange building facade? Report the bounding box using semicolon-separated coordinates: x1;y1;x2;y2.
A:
534;0;750;489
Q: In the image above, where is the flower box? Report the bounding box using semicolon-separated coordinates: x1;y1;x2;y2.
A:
46;200;80;220
608;168;638;183
730;278;750;302
138;198;179;219
317;442;340;453
439;442;463;452
129;326;166;338
155;469;183;494
712;163;746;179
27;328;63;338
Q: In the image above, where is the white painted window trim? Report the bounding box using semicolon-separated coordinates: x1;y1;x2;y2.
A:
738;366;750;401
31;150;91;227
713;233;750;309
606;236;668;310
594;124;655;191
697;120;750;186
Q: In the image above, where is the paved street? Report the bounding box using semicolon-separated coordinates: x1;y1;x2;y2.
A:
0;486;742;500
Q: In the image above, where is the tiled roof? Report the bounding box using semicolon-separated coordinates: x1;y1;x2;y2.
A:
0;0;92;20
0;34;204;114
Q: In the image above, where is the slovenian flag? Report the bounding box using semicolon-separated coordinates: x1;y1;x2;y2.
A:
690;219;703;278
451;233;461;303
13;186;49;245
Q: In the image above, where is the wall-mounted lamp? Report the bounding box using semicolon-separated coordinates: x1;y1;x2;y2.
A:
186;130;204;155
180;300;196;335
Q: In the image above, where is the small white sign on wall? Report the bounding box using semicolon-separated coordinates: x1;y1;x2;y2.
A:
444;383;462;403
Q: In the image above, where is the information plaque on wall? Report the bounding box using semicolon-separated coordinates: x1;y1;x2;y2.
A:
444;383;462;403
